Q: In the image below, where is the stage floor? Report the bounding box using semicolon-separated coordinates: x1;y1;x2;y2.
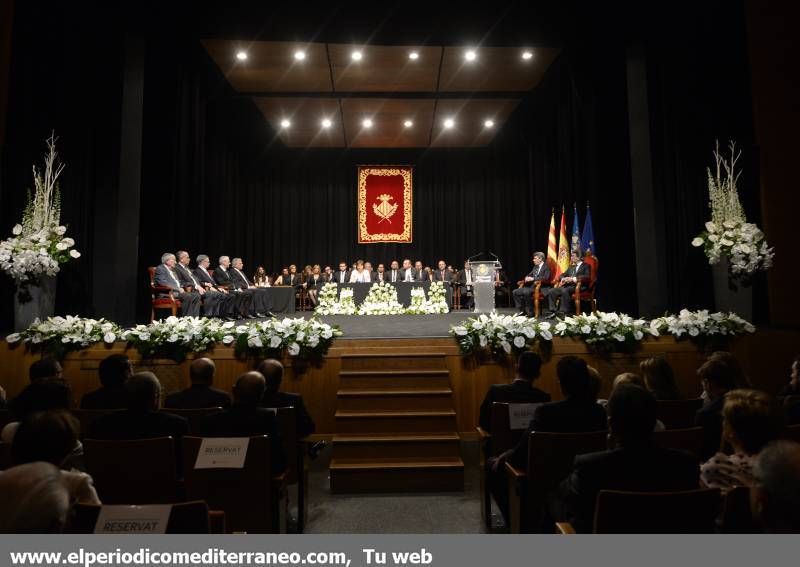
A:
238;308;519;339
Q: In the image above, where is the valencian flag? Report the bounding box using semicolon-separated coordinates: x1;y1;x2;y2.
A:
546;209;558;268
556;205;570;278
570;203;581;253
580;203;596;256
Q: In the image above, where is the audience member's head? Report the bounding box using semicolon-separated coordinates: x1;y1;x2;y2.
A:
516;352;542;382
613;372;645;390
698;357;739;401
29;358;62;383
189;358;216;387
98;354;132;389
11;411;80;468
607;384;657;447
233;371;267;407
639;356;681;400
556;356;594;401
751;441;800;533
124;372;161;412
709;351;751;388
0;462;71;533
16;381;72;419
587;366;602;401
721;390;783;456
256;359;283;395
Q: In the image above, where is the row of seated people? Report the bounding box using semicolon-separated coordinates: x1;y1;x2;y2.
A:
478;351;800;533
511;249;594;318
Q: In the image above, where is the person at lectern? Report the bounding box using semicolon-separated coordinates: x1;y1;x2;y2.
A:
513;252;551;317
457;260;475;310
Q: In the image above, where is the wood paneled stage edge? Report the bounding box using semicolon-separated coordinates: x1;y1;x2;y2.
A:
4;331;794;438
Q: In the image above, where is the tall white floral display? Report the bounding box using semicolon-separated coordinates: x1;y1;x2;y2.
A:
692;141;773;320
0;134;81;330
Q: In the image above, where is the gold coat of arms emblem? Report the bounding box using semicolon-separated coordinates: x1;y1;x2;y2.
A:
372;193;398;224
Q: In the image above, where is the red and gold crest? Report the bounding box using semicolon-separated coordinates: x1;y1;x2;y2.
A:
357;166;413;243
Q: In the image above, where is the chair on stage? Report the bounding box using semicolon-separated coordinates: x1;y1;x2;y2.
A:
556;488;721;534
505;430;608;533
160;407;224;436
656;398;703;429
148;266;183;322
531;258;559;318
68;501;225;534
570;253;599;315
652;426;705;459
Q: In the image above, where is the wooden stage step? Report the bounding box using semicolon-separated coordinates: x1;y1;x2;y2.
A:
336;388;454;411
340;352;448;372
329;457;464;493
333;433;461;459
338;369;451;389
334;410;457;434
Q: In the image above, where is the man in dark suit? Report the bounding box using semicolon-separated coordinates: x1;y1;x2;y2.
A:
154;253;201;317
257;359;315;439
695;357;738;458
513;252;552;317
399;258;417;283
86;372;189;440
9;358;71;420
387;261;401;283
164;358;231;409
550;385;700;533
457;260;475;310
333;262;350;285
432;260;453;284
80;354;133;409
174;250;226;318
230;257;273;318
414;260;430;282
546;250;591;318
194;254;242;320
478;352;550;432
375;263;387;283
197;371;286;473
213;256;259;319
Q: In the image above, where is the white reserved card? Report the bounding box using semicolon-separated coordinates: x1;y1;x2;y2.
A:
94;505;171;534
194;437;250;469
508;403;541;430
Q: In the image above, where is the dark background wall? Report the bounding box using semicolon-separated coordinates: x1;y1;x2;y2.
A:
0;1;774;327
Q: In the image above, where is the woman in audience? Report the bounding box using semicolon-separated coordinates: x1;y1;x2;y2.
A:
600;373;665;431
779;355;800;397
700;389;783;493
639;356;681;400
709;351;751;388
253;266;270;287
0;462;72;533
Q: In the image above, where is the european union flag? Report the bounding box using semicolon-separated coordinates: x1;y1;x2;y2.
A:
580;204;595;257
570;203;581;253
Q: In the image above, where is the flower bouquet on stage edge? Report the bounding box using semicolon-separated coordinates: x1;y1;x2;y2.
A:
358;281;406;315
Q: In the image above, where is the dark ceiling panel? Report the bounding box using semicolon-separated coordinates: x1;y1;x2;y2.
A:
254;97;344;147
341;98;435;148
328;44;442;92
438;46;559;91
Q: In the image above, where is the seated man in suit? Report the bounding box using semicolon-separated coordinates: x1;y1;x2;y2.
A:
387;261;401;283
457;260;475;310
375;263;387;283
197;371;286;473
546;250;591;318
478;351;551;432
400;258;417;282
751;440;800;533
8;358;69;420
213;256;259;319
164;358;231;409
230;257;272;318
414;260;430;282
363;261;376;283
193;254;241;321
333;262;350;285
174;250;227;318
550;384;700;533
80;354;133;409
432;260;453;285
513;252;552;317
154;253;201;317
86;372;189;440
695;357;738;459
257;359;316;439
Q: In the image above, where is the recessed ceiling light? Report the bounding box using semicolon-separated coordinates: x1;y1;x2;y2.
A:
321;118;332;129
362;118;373;128
235;51;248;61
408;51;419;60
403;119;414;128
280;119;291;129
464;50;476;62
484;119;495;128
521;50;533;60
351;50;363;61
443;118;455;129
294;50;306;61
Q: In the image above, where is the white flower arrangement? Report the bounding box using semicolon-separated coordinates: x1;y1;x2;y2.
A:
450;312;552;356
0;134;81;288
314;283;357;315
357;281;406;315
692;141;774;277
122;316;236;360
240;316;342;359
650;309;755;338
5;315;122;355
552;311;657;347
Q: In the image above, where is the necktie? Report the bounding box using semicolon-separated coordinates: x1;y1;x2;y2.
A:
167;267;181;289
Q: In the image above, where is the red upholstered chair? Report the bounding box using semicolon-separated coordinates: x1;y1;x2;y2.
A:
149;266;182;322
532;258;559;318
570;254;598;315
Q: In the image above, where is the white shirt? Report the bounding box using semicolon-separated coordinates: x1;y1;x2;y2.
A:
465;270;472;285
403;268;413;282
390;270;398;282
350;269;369;283
338;271;348;283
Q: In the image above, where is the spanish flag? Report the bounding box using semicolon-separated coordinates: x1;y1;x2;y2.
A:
546;209;558;268
556;205;570;278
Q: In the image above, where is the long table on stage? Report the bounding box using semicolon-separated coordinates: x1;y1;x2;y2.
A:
261;286;295;313
333;281;453;306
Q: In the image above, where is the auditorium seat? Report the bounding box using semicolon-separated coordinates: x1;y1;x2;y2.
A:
148;266;183;322
160;407;224;435
720;485;759;533
181;435;287;534
653;426;705;458
84;437;178;504
269;406;309;533
505;430;608;533
71;409;121;439
656;398;703;429
782;423;800;443
68;501;225;534
0;441;10;470
556;488;721;533
0;409;13;431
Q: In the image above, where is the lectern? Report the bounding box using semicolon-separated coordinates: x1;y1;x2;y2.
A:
467;260;502;313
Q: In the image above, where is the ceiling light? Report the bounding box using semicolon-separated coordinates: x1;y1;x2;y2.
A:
362;118;373;129
521;50;533;60
408;51;419;60
464;50;476;62
235;51;248;61
351;50;363;61
443;118;455;129
280;119;291;129
403;119;413;128
321;118;332;129
294;50;306;61
484;119;495;128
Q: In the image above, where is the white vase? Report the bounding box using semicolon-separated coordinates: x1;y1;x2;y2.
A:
14;275;57;331
712;257;753;321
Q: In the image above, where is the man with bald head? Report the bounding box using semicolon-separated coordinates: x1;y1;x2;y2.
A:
87;372;189;440
198;371;285;473
258;359;315;438
164;358;231;409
